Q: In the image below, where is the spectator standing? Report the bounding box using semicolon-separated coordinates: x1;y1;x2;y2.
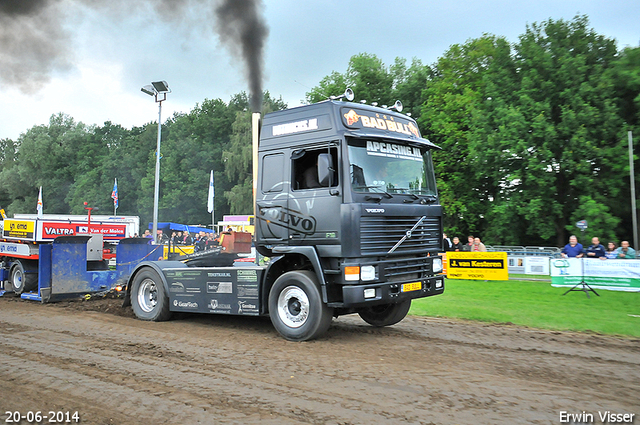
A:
585;237;606;259
605;242;618;259
616;241;636;259
463;235;474;252
451;237;464;252
472;237;487;252
561;235;584;258
443;233;453;251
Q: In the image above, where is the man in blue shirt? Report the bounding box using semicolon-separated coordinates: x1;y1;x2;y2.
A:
585;237;606;259
561;235;584;258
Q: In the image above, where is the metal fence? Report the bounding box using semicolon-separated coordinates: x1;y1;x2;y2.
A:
486;245;561;257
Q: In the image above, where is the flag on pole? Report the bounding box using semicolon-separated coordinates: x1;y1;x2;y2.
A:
37;186;43;218
207;170;214;213
111;178;118;209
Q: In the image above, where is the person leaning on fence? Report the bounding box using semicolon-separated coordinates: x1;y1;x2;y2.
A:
472;237;487;252
616;241;636;259
561;235;584;258
605;242;618;259
585;237;606;260
463;235;474;252
451;236;464;252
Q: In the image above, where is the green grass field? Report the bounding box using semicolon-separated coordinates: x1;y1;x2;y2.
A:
409;278;640;337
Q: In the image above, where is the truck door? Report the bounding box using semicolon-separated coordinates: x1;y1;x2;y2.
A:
288;145;340;248
256;152;290;244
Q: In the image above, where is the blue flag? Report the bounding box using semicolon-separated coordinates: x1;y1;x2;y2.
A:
111;178;118;209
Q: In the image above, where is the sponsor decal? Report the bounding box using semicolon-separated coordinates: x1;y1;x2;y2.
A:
3;219;35;240
40;222;127;240
170;282;185;293
272;118;318;136
207;282;233;294
238;301;258;314
208;300;232;311
208;272;231;278
173;300;198;309
366;141;422;160
342;109;420;138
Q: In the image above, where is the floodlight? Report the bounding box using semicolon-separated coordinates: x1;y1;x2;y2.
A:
152;80;170;93
141;85;156;96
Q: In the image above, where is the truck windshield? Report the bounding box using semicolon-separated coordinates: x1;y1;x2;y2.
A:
347;138;437;197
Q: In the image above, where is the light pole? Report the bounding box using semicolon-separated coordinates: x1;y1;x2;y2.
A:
141;81;170;244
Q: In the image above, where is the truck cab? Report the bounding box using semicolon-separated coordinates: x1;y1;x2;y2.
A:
255;99;444;317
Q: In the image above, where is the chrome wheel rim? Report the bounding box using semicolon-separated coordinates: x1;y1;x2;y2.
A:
277;285;309;328
137;278;158;313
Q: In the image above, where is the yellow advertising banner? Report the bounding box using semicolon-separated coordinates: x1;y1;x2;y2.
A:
445;251;509;280
3;219;36;241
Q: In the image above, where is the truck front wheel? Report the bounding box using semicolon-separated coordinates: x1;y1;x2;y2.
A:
131;269;172;321
10;261;37;295
358;300;412;327
268;270;333;341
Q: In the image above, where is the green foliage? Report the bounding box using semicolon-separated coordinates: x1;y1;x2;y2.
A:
306;53;430;119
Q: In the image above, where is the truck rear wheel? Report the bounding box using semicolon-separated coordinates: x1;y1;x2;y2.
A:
10;261;37;294
268;270;332;341
358;300;412;327
131;269;172;321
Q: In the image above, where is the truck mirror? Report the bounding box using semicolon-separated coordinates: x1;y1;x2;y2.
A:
317;153;333;187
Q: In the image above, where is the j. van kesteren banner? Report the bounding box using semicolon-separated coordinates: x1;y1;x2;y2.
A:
550;258;640;292
446;252;508;280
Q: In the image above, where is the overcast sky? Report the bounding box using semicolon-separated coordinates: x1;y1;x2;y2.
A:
0;0;638;141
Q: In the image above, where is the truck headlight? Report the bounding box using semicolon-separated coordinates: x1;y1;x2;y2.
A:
432;258;443;273
360;265;376;281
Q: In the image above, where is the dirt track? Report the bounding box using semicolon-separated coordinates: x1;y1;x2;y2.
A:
0;295;638;425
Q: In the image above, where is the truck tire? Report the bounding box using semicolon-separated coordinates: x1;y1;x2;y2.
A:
10;261;38;294
268;270;333;341
131;268;172;321
358;300;412;327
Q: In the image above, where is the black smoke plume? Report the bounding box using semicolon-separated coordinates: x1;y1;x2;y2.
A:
214;0;268;111
0;0;269;110
0;0;71;93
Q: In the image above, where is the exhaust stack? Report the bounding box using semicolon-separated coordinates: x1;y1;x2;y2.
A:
252;112;261;221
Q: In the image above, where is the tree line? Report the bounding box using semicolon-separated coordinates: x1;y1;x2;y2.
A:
1;16;639;246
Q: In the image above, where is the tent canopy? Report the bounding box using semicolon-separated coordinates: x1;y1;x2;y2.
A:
148;222;214;234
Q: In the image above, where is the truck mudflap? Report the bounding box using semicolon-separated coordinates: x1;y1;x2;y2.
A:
340;275;444;308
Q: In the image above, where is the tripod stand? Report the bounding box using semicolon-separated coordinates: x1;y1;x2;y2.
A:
563;257;599;298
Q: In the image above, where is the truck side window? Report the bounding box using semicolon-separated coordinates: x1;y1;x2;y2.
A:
293;147;338;190
261;153;284;193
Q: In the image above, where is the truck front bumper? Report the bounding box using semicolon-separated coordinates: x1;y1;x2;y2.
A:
339;275;445;308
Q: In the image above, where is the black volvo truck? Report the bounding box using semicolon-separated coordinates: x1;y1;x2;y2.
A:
124;91;444;341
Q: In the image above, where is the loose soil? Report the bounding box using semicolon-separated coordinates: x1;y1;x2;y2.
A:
0;294;638;424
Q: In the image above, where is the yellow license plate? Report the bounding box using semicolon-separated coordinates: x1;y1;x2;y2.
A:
401;281;422;292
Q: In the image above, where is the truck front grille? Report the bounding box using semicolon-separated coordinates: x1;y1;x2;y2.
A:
380;254;431;284
360;216;440;255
